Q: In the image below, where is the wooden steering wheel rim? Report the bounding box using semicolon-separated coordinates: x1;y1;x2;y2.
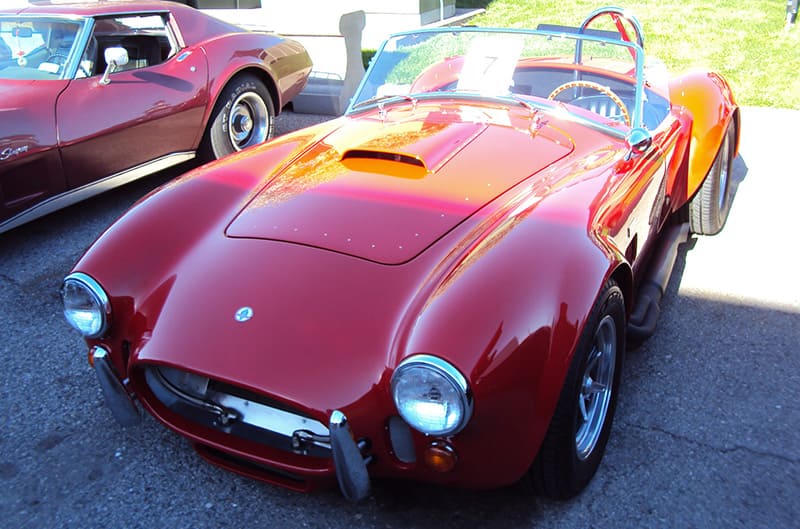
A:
547;80;631;127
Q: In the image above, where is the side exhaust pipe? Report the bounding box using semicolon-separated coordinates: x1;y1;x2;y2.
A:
627;223;690;342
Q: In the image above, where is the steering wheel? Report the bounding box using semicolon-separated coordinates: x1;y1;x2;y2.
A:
547;80;631;127
47;53;68;65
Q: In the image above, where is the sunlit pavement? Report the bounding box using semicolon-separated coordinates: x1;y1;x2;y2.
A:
678;106;800;312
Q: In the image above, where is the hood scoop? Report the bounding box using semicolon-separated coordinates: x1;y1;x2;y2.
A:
340;149;427;179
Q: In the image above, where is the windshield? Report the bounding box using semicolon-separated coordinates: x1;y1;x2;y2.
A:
0;16;85;80
348;27;668;133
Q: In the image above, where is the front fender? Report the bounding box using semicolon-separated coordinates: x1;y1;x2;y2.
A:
392;193;619;487
70;122;338;354
669;70;739;199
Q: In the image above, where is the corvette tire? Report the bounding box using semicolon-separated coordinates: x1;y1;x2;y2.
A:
529;280;625;499
689;123;735;235
202;74;274;160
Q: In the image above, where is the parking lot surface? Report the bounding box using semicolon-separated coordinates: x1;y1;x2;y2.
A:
1;107;798;528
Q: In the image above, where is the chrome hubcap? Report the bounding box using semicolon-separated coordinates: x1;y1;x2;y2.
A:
575;314;617;461
228;91;269;150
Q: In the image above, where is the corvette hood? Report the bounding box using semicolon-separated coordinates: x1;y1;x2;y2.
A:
226;107;573;264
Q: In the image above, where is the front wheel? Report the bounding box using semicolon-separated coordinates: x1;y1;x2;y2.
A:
529;280;625;499
689;123;736;235
201;74;274;160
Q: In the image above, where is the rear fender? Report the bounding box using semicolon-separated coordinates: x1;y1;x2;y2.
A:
669;70;739;199
201;33;311;124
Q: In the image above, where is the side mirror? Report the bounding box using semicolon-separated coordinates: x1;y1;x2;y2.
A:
100;46;129;85
625;127;652;160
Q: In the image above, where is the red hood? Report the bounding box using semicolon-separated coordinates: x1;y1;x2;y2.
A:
226;105;573;264
132;235;427;414
117;104;580;414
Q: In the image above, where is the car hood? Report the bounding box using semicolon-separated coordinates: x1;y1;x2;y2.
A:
125;104;580;413
226;105;574;264
133;234;426;414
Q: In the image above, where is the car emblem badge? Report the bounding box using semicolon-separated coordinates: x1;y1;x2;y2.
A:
0;145;29;161
234;306;253;322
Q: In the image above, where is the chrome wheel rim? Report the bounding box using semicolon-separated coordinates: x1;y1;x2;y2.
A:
228;91;269;150
575;314;617;461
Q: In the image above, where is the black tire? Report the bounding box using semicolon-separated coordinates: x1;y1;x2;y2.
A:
689;123;735;235
529;280;625;499
201;74;274;160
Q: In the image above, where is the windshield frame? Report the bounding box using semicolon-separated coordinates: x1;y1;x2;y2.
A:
346;26;648;139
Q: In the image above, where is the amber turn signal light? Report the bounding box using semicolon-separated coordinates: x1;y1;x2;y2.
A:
423;442;457;473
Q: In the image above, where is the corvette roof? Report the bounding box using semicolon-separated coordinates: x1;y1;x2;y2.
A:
2;0;191;17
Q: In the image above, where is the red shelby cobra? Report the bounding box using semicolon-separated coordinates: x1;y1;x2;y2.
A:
62;8;739;501
0;0;311;233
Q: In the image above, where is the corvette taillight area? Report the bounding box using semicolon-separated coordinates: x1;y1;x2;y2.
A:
142;365;332;458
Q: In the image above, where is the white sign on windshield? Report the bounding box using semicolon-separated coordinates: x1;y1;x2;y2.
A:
457;36;523;95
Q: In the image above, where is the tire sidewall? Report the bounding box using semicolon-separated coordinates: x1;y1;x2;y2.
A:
564;284;625;491
530;281;626;499
690;123;735;235
204;75;274;160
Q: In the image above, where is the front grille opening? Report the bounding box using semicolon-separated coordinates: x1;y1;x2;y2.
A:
143;365;331;457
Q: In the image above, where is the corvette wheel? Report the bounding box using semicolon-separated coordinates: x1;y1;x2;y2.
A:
689;123;735;235
530;280;625;499
202;74;274;160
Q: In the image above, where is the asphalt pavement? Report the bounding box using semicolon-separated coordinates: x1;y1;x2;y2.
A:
0;106;798;528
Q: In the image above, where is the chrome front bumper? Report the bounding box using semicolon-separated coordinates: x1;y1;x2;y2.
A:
92;346;141;427
92;352;373;500
140;364;373;500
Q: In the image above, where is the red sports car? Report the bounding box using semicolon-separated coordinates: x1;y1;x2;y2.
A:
0;0;311;233
62;8;739;501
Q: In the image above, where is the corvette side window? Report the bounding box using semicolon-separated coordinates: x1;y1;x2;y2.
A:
86;14;176;77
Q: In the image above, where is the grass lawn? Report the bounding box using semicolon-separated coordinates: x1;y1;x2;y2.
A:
468;0;800;109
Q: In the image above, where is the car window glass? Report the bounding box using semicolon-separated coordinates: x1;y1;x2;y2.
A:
88;14;176;78
0;17;82;80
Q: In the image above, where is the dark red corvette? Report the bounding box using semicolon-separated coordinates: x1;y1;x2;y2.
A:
0;0;310;233
62;8;739;501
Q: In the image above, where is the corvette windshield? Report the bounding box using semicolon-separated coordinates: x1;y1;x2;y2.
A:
348;28;662;131
0;17;83;80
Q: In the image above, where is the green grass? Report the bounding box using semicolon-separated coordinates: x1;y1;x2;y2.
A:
467;0;800;109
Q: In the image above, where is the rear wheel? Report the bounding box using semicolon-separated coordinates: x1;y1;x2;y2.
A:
689;123;735;235
529;280;625;499
201;74;274;160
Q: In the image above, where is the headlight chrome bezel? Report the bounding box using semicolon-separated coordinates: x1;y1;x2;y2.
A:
61;272;111;339
391;354;473;437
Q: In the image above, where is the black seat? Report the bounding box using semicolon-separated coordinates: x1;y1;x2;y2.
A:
570;94;669;130
119;36;162;68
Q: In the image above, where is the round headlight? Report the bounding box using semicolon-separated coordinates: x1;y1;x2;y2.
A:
61;272;110;338
391;355;473;436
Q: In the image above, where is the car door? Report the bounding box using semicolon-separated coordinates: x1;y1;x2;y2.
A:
0;80;67;229
55;13;209;190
